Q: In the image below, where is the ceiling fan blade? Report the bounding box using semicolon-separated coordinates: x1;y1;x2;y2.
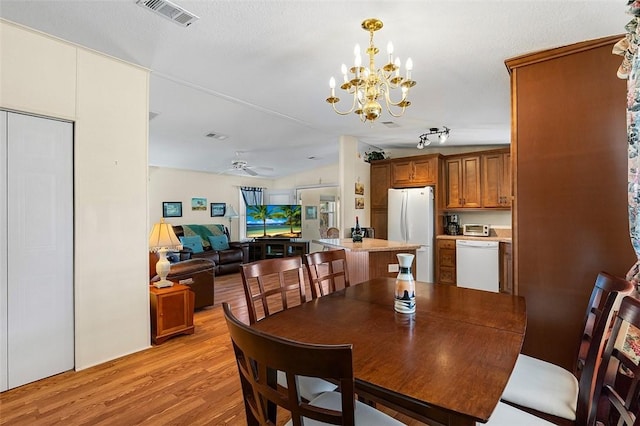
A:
244;167;258;176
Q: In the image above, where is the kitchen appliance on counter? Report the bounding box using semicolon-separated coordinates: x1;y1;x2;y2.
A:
456;239;499;292
462;223;490;237
388;187;434;282
444;213;461;235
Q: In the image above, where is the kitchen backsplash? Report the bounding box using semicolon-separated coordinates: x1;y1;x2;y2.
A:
454;211;511;228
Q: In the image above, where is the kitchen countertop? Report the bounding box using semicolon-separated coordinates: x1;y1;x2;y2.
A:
313;238;422;252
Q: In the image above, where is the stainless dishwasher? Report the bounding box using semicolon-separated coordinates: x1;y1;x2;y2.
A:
456;240;499;292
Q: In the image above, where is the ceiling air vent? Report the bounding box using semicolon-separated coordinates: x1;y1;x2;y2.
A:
136;0;199;27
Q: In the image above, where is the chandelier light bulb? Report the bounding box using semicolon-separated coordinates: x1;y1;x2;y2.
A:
329;77;336;89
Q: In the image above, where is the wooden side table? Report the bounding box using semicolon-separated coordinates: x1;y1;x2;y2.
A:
149;284;195;345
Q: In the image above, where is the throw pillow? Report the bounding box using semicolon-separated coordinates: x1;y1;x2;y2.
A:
208;234;230;251
179;235;204;253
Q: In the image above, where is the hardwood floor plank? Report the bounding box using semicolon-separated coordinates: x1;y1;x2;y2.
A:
0;272;423;425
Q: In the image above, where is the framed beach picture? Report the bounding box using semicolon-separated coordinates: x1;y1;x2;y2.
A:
211;202;226;217
163;201;182;218
191;197;207;211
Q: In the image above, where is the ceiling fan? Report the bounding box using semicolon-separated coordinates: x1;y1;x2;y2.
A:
225;159;274;177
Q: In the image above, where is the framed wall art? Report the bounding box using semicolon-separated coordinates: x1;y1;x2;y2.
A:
191;197;207;211
355;197;365;210
211;202;226;217
355;182;364;195
162;201;182;218
305;206;317;220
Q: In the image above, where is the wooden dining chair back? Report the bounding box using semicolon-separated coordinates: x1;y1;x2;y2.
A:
501;271;635;425
306;249;351;298
223;302;355;425
240;257;308;325
574;271;636;377
589;295;640;426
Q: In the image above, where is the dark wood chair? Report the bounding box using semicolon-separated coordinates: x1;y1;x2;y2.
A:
240;257;309;325
501;271;635;425
306;249;351;298
240;257;337;401
589;295;640;425
222;303;403;425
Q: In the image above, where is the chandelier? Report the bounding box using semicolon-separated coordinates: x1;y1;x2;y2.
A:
326;18;416;122
417;127;450;149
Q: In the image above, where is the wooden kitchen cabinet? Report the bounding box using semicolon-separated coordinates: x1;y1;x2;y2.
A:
482;150;511;208
150;284;195;345
370;161;390;209
436;239;456;285
391;155;438;187
445;155;481;208
370;161;391;239
499;242;513;294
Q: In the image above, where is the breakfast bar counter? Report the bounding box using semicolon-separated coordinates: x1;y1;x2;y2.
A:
313;238;421;283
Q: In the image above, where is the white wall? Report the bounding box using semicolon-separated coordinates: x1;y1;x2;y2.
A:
340;136;371;238
1;20;150;370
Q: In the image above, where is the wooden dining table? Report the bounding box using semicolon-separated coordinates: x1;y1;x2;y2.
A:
252;277;527;426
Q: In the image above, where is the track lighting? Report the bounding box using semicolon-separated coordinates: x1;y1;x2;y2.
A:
417;126;450;149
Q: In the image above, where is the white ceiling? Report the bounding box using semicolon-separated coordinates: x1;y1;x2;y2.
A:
0;1;629;178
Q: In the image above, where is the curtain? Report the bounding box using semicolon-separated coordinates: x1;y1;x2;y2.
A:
241;187;264;206
615;0;640;286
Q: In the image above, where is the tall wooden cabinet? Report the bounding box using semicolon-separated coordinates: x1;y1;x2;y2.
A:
370;161;391;240
506;35;636;370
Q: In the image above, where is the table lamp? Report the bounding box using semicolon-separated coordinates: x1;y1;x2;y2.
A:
224;204;239;238
149;218;182;288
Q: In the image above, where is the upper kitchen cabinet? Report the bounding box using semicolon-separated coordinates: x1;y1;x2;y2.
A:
391;155;438;187
481;149;511;208
445;155;481;208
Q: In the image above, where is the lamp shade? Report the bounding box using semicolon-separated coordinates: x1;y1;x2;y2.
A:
224;205;239;219
149;218;182;252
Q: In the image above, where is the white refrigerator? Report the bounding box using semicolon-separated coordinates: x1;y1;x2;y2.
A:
387;187;434;282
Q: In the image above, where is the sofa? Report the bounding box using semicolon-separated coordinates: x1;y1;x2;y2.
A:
173;224;249;276
148;252;215;310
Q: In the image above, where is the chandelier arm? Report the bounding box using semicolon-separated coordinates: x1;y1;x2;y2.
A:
330;85;361;115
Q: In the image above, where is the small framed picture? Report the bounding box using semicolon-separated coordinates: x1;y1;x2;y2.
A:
163;201;182;218
211;202;226;217
305;206;317;220
355;182;364;195
355;197;365;210
192;197;207;211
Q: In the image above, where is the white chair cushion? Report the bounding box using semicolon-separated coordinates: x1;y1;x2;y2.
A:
276;370;338;401
484;402;557;425
501;353;578;420
285;391;405;425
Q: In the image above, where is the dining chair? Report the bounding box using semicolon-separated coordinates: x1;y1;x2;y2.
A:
240;257;337;401
240;256;310;325
500;271;635;424
306;249;351;298
589;295;640;425
222;302;404;425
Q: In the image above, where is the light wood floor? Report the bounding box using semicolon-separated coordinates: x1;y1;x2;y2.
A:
0;272;424;425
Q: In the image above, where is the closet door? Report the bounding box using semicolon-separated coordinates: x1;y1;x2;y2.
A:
0;111;7;391
6;112;74;389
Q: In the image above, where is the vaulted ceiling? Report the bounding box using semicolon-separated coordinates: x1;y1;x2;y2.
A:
0;1;628;178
